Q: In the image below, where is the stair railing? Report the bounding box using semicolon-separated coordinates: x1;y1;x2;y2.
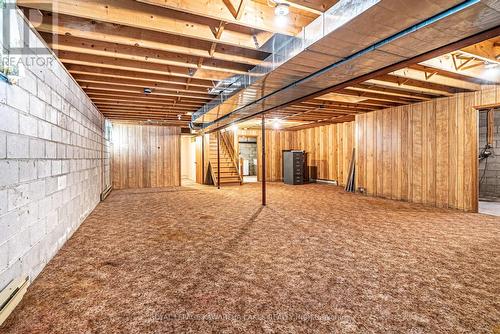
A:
220;131;242;182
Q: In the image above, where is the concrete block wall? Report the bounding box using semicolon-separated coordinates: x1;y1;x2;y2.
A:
239;142;257;176
0;12;107;291
479;110;500;199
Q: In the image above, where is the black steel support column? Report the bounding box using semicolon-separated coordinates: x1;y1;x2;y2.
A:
217;131;221;189
262;115;266;206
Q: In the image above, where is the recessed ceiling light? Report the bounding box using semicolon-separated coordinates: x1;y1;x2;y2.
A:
144;88;152;94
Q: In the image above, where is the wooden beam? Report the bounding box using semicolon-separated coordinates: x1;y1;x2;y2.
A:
100;109;191;118
338;88;422;104
95;101;197;110
86;91;205;105
43;33;253;75
33;14;265;66
18;0;272;50
90;97;202;109
285;0;339;12
81;83;213;100
101;109;192;117
349;84;433;101
66;65;212;88
104;115;188;124
58;51;231;81
368;73;462;95
45;35;249;77
95;104;196;113
137;0;313;35
389;67;482;91
309;98;401;108
419;54;500;84
73;74;212;94
74;75;213;96
460;37;500;64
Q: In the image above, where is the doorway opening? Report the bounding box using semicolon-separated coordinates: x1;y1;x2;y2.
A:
181;135;197;186
239;136;258;183
478;107;500;216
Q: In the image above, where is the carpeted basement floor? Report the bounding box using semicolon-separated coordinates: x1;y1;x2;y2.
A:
2;183;500;333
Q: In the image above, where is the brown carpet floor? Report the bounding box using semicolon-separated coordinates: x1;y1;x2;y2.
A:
2;183;499;333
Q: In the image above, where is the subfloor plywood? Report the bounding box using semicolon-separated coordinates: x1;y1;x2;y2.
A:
1;183;499;333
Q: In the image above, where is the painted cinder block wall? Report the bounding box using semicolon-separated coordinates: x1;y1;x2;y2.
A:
0;12;108;291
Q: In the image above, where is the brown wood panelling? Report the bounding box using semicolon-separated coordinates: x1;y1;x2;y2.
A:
356;85;499;212
294;122;355;185
112;123;181;189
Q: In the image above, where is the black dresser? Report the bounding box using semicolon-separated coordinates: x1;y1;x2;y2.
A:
283;150;305;185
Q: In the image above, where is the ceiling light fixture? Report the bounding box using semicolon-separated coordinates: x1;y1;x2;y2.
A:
274;2;290;16
273;118;283;129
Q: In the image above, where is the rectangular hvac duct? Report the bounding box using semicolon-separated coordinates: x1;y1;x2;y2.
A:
191;0;500;132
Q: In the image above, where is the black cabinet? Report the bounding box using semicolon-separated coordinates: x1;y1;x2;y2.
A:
283;151;305;185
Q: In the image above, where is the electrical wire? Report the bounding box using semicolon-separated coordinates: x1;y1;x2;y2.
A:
480;150;488;184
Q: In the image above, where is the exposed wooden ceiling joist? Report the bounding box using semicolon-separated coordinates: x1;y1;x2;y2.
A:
281;0;339;13
419;54;500;84
49;42;247;80
310;98;402;108
99;108;191;116
86;91;205;105
95;103;196;112
367;74;465;95
89;96;203;108
389;67;482;91
66;65;213;88
58;51;230;81
81;84;213;100
72;74;211;94
43;33;254;75
337;88;423;104
33;13;266;66
136;0;316;35
460;37;500;64
18;0;273;50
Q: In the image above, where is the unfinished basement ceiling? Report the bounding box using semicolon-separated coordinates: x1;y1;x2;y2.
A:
17;0;500;130
190;0;500;132
231;35;500;131
17;0;331;126
265;36;500;129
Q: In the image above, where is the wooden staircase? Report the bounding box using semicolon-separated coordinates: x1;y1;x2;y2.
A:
209;134;242;186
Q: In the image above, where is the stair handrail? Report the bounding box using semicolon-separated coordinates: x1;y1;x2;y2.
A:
220;131;242;182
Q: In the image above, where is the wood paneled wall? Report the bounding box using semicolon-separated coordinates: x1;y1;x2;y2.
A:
236;129;297;181
189;86;498;211
355;86;499;211
112;123;181;189
295;122;355;186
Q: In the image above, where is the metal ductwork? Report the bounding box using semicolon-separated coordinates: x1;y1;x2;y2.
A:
190;0;500;133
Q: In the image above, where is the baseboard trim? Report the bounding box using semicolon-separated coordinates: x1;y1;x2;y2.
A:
0;276;30;326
